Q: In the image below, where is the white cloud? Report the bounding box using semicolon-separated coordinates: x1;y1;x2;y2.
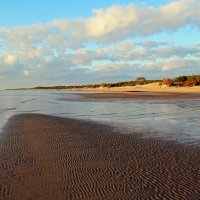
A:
85;0;200;43
87;5;138;38
156;46;199;58
112;42;135;51
4;54;17;65
23;70;29;76
162;59;196;71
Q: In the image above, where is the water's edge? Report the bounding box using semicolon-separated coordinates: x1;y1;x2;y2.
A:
0;90;200;145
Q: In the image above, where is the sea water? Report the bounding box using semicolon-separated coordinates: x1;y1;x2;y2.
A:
0;90;200;145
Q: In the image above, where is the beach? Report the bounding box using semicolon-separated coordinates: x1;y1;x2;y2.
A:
0;114;199;199
58;83;200;101
66;83;200;94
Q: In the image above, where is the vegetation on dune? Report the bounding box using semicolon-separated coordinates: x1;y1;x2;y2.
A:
28;74;200;90
162;75;200;87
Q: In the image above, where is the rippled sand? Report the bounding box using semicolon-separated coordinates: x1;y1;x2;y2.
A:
0;114;199;199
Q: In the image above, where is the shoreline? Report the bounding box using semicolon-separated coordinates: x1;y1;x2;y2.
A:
67;85;200;93
8;85;200;101
0;114;199;199
6;84;200;94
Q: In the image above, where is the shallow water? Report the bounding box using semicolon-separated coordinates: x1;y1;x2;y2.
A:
0;90;200;145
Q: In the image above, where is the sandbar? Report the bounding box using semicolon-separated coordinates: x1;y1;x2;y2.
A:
69;91;200;101
0;114;199;199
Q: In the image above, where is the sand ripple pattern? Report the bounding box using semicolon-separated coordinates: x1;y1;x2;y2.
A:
0;114;199;200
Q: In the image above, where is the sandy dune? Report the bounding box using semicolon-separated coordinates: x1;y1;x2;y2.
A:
0;114;199;199
67;82;200;93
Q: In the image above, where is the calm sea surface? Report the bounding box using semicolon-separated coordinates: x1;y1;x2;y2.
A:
0;90;200;145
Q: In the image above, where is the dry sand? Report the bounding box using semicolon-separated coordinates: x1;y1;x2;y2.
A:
68;83;200;93
0;114;199;200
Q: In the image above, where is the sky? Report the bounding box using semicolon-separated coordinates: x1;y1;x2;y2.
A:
0;0;200;89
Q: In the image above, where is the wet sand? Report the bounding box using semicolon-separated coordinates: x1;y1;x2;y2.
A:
0;114;199;199
77;91;200;101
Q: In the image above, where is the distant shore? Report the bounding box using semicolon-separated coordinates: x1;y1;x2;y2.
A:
0;114;199;199
11;82;200;94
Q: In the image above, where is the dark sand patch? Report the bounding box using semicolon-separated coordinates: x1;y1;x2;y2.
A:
75;92;200;101
0;114;199;199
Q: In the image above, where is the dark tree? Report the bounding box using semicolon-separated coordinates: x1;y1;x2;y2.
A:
136;77;146;82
